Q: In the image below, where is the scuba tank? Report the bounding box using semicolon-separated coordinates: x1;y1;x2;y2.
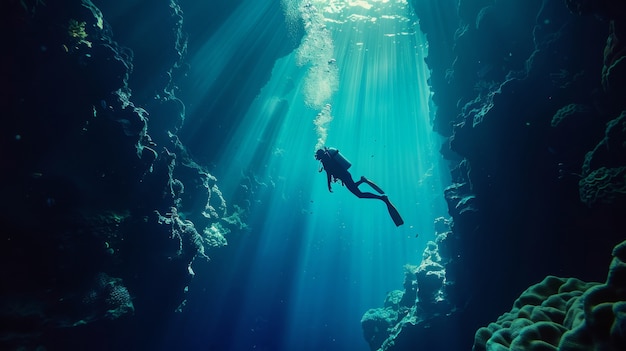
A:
326;147;351;170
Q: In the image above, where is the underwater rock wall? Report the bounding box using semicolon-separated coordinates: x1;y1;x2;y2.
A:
1;0;256;349
363;0;626;350
361;218;458;351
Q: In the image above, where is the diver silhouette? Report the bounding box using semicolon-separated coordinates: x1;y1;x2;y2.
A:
315;147;404;226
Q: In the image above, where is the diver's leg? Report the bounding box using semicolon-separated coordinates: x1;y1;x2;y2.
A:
355;177;365;186
348;177;403;225
345;180;384;200
359;176;385;194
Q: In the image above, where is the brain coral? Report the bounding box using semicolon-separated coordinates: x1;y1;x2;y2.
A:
579;166;626;206
473;240;626;351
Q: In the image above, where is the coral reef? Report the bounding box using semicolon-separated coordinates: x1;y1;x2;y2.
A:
473;240;626;351
82;272;135;322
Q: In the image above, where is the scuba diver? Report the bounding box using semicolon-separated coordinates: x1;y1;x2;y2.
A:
315;147;404;226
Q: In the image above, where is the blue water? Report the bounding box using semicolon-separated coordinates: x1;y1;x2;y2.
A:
166;1;449;350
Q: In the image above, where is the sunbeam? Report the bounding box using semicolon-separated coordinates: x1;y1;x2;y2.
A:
179;1;452;350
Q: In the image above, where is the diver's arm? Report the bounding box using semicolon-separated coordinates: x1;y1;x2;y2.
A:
326;172;333;192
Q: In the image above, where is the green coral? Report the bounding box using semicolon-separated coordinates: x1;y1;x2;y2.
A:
473;240;626;351
474;276;597;351
68;19;87;40
67;19;92;48
579;166;626;206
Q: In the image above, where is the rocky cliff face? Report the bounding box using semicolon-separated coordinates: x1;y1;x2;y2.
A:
362;0;626;349
1;1;283;349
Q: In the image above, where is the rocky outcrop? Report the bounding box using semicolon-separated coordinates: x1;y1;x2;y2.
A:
362;218;457;350
1;1;248;349
369;0;626;350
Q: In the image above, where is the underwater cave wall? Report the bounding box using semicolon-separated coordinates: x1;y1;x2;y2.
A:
1;0;282;349
363;0;626;350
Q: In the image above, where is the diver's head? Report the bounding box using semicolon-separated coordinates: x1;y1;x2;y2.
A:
315;149;325;160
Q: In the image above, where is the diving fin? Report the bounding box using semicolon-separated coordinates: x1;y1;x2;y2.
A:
384;197;404;226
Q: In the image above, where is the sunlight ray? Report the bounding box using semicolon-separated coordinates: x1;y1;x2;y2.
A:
199;1;450;350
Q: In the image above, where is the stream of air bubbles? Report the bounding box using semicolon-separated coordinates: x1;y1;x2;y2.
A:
282;0;337;150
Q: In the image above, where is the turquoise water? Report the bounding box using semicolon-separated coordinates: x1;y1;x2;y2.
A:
182;1;450;349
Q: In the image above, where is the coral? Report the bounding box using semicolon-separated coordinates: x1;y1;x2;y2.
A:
103;282;133;319
203;222;229;248
156;208;205;260
203;182;227;219
579;166;626;205
579;111;626;205
473;240;626;351
558;240;626;350
68;19;87;40
82;273;134;320
473;276;596;351
67;18;92;49
551;104;592;127
221;204;248;230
